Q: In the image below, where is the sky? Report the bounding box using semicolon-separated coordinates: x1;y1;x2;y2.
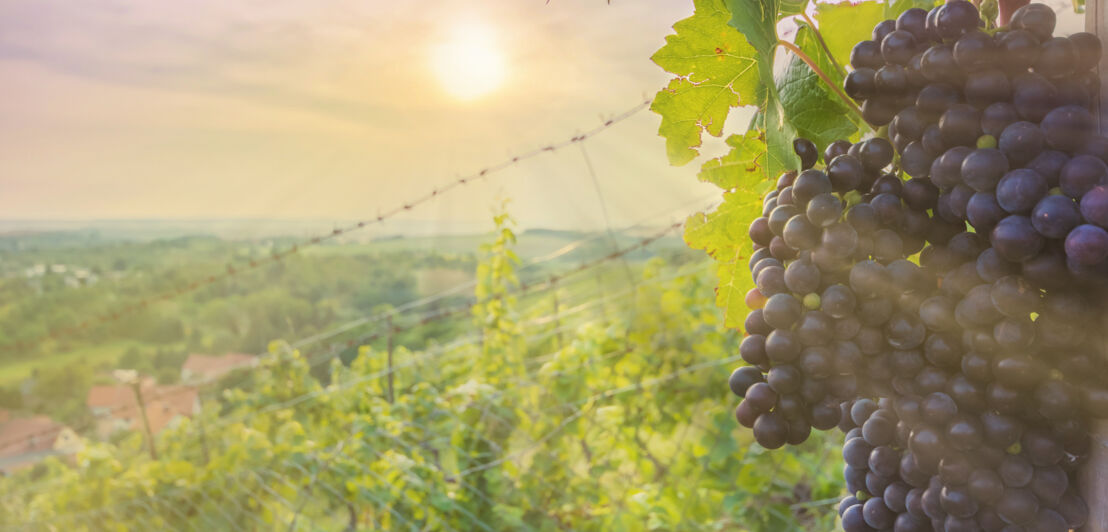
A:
0;1;1087;235
0;0;726;234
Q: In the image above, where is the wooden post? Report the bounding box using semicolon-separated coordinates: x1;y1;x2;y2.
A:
386;315;395;404
130;382;158;461
1084;5;1108;531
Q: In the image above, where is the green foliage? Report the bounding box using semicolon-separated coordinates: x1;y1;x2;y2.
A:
652;0;885;328
0;227;840;531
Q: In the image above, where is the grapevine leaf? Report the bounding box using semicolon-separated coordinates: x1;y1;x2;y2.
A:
684;190;763;328
650;0;762;165
776;26;858;150
815;1;887;68
724;0;781;57
697;130;772;190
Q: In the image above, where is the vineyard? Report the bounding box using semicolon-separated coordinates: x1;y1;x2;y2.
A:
2;0;1108;531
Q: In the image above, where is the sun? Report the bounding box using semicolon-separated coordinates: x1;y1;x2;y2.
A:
430;22;506;101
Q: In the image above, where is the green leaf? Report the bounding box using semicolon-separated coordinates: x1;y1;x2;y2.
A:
776;26;858;150
724;0;780;56
650;0;762;165
684;187;764;328
815;1;887;69
696;130;769;190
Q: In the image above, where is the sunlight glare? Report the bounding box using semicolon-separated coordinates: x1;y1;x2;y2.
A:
431;22;506;101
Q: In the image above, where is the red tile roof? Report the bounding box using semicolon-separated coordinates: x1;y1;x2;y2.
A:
0;416;65;457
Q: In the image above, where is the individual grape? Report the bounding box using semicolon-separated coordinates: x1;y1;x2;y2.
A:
939;104;983;147
841;504;875;532
740;334;769;367
763;293;803;330
859;138;894;171
964;69;1010;108
828;154;865;192
916;83;961;118
1081;185;1108;228
931;146;973;188
921;44;961;85
1025;149;1068;188
1012;72;1059;122
1059;155;1107;199
961;148;1009;192
1065;224;1108;265
785;258;822;295
902;178;939;211
1012;2;1056;41
1034;37;1077;79
881;30;917;65
992;215;1044;262
953;30;994;70
851;40;884;69
935;0;979;41
825;139;852;163
999;29;1041;72
752;411;789;449
896;7;929;40
765;330;801;364
793;138;818;170
966;191;1006;230
996;169;1048;214
729;366;764;397
900;141;933;178
997;121;1044;166
921;124;945;155
871;174;903;196
862;98;897;126
792;170;833;207
1070;31;1102;70
863;497;895;529
783;215;820;250
1029;194;1079;239
1040;105;1095;152
875;65;910;96
872;19;896;43
981;102;1019;137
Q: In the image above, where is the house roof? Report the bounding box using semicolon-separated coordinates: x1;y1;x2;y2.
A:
102;386;198;434
0;416;66;457
182;353;255;378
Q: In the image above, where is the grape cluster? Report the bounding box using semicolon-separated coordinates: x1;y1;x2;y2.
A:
728;3;1108;531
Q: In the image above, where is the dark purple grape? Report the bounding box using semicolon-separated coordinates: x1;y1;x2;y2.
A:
1034;37;1076;79
931;146;972;188
862;98;898;126
996;169;1048;214
953;30;994;70
1012;73;1058;122
998;121;1044;167
859;138;894;171
903;178;939;211
921;44;961;85
1041;105;1095;152
752;411;788;449
981;102;1018;137
967;192;1006;230
1081;185;1108;228
1012;2;1056;41
964;69;1011;108
1065;224;1108;265
729;366;764;397
1029;195;1078;239
1070;31;1102;70
872;19;897;43
851;40;884;70
991;215;1044;262
828;154;865;192
935;0;979;41
875;64;910;96
916;83;961;118
922;124;945;155
1059;155;1106;199
901;141;933;178
793;138;818;170
882;30;918;65
999;29;1041;72
961;148;1009;192
825;140;851;163
939;104;982;147
1025;149;1068;188
897;8;929;41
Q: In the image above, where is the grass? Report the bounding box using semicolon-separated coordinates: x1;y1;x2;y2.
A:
0;340;163;386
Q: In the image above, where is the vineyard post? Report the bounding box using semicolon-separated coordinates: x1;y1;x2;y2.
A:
1084;3;1108;531
386;315;395;404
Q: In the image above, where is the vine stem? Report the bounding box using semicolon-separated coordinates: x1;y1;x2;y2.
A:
775;39;866;125
798;11;846;79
